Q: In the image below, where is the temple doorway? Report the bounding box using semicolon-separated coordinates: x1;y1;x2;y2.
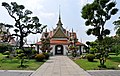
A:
55;45;63;55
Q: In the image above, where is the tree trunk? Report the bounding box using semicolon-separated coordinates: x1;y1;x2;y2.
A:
19;36;24;49
20;58;24;67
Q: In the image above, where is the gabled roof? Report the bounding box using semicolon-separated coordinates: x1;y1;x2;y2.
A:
52;26;67;38
36;12;85;46
50;40;68;45
36;39;84;45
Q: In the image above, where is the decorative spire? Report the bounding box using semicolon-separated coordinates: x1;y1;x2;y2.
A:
59;5;61;20
44;28;48;38
72;28;73;33
71;28;74;37
45;28;47;32
56;5;63;26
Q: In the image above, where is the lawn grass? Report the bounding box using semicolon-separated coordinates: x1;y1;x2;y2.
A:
0;53;44;70
74;54;120;70
74;59;99;70
109;54;120;63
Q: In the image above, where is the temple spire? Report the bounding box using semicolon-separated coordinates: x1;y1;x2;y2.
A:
72;28;73;33
59;5;61;20
56;5;63;26
45;28;47;32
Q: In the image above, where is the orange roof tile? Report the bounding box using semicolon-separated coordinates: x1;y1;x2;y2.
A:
36;40;84;46
50;40;69;45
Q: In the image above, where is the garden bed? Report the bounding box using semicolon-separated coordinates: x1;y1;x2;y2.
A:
74;54;120;70
0;53;44;70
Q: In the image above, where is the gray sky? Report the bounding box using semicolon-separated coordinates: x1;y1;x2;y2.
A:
0;0;120;44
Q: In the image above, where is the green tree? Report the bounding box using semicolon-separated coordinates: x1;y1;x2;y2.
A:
96;36;113;50
101;36;113;53
111;45;120;55
1;2;46;67
108;15;120;54
0;43;12;53
2;2;46;49
110;36;120;55
89;41;98;54
95;37;113;58
81;0;118;66
86;41;98;54
16;49;26;67
86;41;90;53
113;17;120;36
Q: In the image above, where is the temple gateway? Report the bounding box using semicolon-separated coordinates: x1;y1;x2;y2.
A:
36;14;85;55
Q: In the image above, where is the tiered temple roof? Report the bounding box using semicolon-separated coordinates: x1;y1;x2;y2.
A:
36;14;84;46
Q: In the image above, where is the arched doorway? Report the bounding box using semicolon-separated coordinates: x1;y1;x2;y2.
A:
55;45;63;55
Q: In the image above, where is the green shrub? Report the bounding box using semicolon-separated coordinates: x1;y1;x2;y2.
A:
3;51;10;55
16;49;23;54
95;53;101;59
81;55;86;59
3;51;10;58
28;49;37;59
86;54;95;62
35;53;45;62
43;53;50;60
0;43;12;53
32;49;37;54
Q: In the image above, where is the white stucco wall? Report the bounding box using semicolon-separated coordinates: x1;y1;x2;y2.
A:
38;46;42;53
35;45;37;51
36;44;69;55
51;45;55;55
51;45;68;55
63;45;68;55
81;46;84;53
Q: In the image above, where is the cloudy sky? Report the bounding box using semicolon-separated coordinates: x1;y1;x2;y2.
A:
0;0;120;44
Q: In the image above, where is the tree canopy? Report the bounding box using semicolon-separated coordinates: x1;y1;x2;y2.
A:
113;17;120;36
81;0;118;66
81;0;118;40
2;2;46;49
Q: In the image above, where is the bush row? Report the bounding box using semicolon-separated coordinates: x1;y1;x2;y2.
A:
35;53;50;62
86;54;95;62
2;49;50;62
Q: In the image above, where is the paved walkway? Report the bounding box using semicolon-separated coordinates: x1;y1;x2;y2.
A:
0;70;33;76
31;56;91;76
88;70;120;76
1;56;120;76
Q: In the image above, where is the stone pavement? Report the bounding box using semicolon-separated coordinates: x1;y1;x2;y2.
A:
0;70;34;76
1;56;120;76
31;56;91;76
88;70;120;76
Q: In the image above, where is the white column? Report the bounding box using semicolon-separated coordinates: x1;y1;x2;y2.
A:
63;45;68;55
81;46;84;53
51;45;55;55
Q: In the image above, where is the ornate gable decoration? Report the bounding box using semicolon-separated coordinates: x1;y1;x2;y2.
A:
52;27;67;38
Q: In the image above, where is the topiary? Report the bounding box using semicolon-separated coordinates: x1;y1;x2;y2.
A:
86;54;95;62
35;53;45;62
16;49;23;54
32;49;37;54
3;51;10;58
43;53;50;60
95;53;101;59
3;51;10;55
